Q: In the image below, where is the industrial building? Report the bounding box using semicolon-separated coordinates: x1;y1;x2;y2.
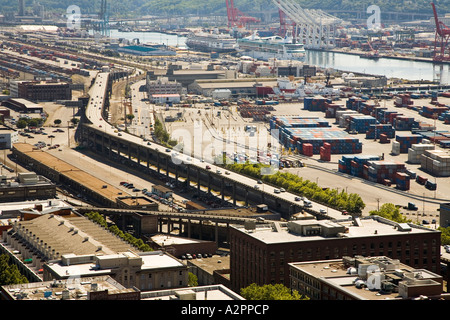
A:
44;250;188;291
0;126;18;149
116;45;176;56
289;256;446;300
10;80;72;101
188;78;278;98
229;216;441;292
140;284;244;300
116;196;159;211
0;172;56;201
0;275;141;300
151;93;181;104
151;184;173;199
149;234;218;258
289;256;444;300
164;64;230;87
1;212;187;291
2;98;43;114
146;75;185;96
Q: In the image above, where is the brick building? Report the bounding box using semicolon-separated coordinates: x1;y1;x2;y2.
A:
229;216;441;292
12;80;71;102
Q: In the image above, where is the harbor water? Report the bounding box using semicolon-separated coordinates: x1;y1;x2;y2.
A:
109;30;450;85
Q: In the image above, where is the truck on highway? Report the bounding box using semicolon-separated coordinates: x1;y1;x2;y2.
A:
403;202;418;211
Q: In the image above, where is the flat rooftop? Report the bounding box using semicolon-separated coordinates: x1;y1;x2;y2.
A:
141;285;243;300
232;216;439;244
13;143;124;201
290;257;442;300
1;275;135;300
151;234;213;246
46;251;184;279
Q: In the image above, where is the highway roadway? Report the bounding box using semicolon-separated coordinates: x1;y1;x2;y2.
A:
85;72;346;220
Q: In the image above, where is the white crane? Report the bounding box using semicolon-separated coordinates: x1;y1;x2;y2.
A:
272;0;342;49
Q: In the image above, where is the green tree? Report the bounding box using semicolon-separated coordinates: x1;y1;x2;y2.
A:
188;272;198;287
28;119;39;128
16;119;27;129
439;227;450;246
0;254;28;286
369;203;410;223
53;119;62;126
240;283;309;300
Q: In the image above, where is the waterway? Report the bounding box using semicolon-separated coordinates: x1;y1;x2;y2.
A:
305;50;450;84
108;30;450;85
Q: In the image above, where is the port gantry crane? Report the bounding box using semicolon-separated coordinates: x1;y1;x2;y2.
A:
225;0;260;28
272;0;342;49
431;1;450;62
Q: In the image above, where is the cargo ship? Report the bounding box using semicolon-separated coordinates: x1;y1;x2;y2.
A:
185;30;237;53
236;33;306;61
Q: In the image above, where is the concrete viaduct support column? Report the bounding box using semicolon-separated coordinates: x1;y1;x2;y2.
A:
187;219;191;238
233;182;236;206
146;149;150;169
157;154;160;173
108;137;112;158
167;218;171;234
101;134;105;153
137;147;141;165
207;173;211;193
196;168;200;194
215;222;219;245
221;179;225;201
245;187;249;206
165;157;169;177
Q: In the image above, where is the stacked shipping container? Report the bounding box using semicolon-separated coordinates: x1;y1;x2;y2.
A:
365;124;396;139
395;134;423;153
367;161;407;184
407;143;435;164
420;149;450;177
395;172;411;191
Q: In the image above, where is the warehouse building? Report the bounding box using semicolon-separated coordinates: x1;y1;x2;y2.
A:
2;98;43;114
0;172;56;201
188;78;277;98
289;256;446;300
10;80;71;101
3;213;188;291
0;275;141;300
146;75;185;96
44;250;188;291
229;215;441;292
0;126;18;149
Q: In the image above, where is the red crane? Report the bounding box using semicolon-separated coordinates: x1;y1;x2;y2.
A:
226;0;260;28
431;1;450;62
278;9;296;37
